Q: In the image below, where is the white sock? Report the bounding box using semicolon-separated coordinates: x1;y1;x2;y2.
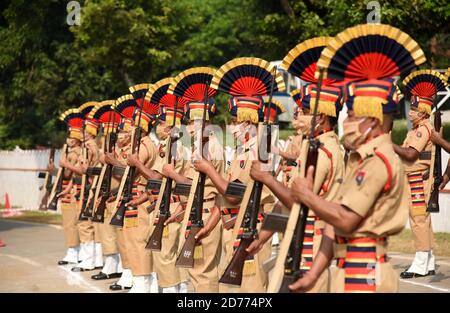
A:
117;268;133;288
62;247;79;263
76;241;95;270
149;272;158;293
102;255;119;275
407;251;429;275
178;282;188;293
162;286;178;293
94;242;103;268
129;275;151;293
427;250;435;272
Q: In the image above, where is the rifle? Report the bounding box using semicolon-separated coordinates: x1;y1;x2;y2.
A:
92;108;118;223
267;68;324;293
47;144;69;211
146;98;181;251
78;121;91;220
176;80;211;268
427;106;442;213
219;69;276;286
39;148;56;211
110;98;145;227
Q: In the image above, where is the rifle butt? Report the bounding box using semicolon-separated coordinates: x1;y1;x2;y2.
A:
278;273;300;293
91;197;107;223
110;202;127;227
47;195;58;211
176;226;202;268
219;237;253;286
145;215;168;251
39;192;50;211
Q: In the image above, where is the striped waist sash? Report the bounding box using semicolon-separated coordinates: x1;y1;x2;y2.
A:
336;237;388;293
407;172;426;211
300;216;323;271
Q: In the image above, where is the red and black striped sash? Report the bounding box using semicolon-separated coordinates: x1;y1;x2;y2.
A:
336;237;387;293
407;172;426;211
300;216;323;271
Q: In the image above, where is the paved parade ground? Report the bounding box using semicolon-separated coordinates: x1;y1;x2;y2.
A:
1;219;449;293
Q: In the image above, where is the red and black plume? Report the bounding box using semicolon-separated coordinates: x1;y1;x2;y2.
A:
59;108;83;127
78;101;98;119
113;95;136;119
316;24;426;81
281;37;335;85
89;100;121;125
168;67;217;101
145;77;188;110
211;57;286;96
403;69;448;97
129;83;159;116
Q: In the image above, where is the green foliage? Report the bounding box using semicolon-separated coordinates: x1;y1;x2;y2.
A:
0;0;448;149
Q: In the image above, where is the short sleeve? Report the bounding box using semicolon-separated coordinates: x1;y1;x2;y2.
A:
339;157;388;218
408;125;430;153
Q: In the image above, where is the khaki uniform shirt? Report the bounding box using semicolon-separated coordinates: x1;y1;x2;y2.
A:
335;134;409;238
219;135;274;213
182;134;224;200
402;121;433;173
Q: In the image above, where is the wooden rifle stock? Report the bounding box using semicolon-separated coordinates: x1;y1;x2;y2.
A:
427;110;442;213
219;236;253;285
48;145;68;211
176;225;202;268
146;210;169;251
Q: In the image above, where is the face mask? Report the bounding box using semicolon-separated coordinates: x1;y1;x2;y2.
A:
156;125;168;140
296;115;313;135
343;118;371;150
117;132;130;147
408;110;422;126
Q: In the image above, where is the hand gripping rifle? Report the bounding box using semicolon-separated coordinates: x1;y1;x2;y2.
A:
47;144;69;211
176;81;211;268
146;98;181;251
92;109;118;223
268;68;324;293
427;100;442;213
39;148;56;211
110;99;145;227
219;69;276;286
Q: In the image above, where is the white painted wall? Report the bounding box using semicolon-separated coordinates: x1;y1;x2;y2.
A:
0;147;61;209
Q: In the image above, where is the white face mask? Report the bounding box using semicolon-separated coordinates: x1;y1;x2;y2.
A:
408;110;423;127
296;114;314;136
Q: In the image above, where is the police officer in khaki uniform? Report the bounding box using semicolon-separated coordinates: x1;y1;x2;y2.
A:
61;103;103;272
248;83;345;293
163;99;224;292
194;96;275;293
394;70;448;279
56;108;83;265
289;79;409;293
90;101;123;281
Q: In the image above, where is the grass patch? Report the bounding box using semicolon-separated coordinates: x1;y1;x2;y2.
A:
1;210;62;225
279;128;295;140
389;229;450;257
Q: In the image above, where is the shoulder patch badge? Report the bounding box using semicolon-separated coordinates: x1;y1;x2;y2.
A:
355;170;366;186
416;131;422;138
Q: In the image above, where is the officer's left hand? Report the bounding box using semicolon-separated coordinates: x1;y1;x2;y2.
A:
288;271;318;293
127;153;140;167
162;163;176;178
290;166;314;203
430;130;444;145
250;161;269;184
59;157;68;168
125;199;140;208
194;225;212;241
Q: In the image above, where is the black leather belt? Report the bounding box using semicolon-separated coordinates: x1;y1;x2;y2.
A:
419;151;431;160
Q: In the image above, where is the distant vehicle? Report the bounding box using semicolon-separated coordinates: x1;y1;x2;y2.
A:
265;61;302;126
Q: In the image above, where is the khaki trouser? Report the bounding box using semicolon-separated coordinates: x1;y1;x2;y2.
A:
330;262;398;293
123;201;153;276
96;201;119;255
78;219;95;243
410;214;434;251
186;209;222;292
152;202;183;288
61;202;80;248
107;200;130;269
219;225;271;293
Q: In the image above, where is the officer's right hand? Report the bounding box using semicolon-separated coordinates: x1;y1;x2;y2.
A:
250;161;269;184
104;152;116;165
288;271;318;293
47;160;55;172
440;172;450;190
246;229;273;255
430;130;444;146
